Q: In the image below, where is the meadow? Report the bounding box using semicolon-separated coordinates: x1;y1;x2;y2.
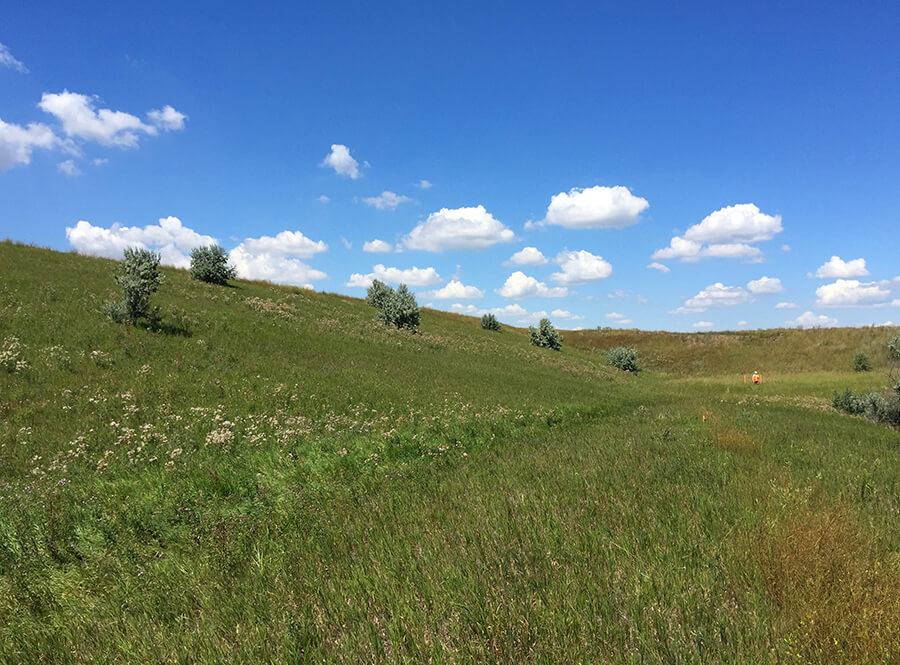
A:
1;241;898;664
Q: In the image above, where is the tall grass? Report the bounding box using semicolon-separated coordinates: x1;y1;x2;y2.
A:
1;242;897;663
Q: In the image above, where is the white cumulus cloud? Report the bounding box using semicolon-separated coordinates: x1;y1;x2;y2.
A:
236;230;327;259
320;144;360;178
346;264;441;288
497;271;568;299
402;205;514;252
39;91;185;147
0;42;28;73
775;302;798;309
505;246;548;266
693;321;714;329
789;311;838;328
812;256;869;279
57;159;81;176
538;185;648;229
815;279;891;307
65;216;216;268
422;280;484;299
363;191;412;210
550;250;612;284
551;309;583;320
228;229;328;287
147;105;187;131
647;261;671;273
671;283;753;314
0;118;62;170
415;179;432;189
652;203;780;263
363;239;394;253
747;276;783;294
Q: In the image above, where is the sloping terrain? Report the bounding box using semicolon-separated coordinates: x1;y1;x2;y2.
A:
1;241;898;664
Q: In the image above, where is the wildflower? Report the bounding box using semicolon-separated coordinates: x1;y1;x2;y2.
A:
169;448;183;458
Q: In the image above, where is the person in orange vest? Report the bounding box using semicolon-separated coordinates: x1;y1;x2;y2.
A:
752;370;761;385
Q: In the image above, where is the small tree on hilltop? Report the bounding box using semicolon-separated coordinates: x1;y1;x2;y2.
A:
190;244;237;285
853;351;871;372
365;279;394;310
529;318;562;351
103;247;163;325
378;283;420;331
481;313;501;332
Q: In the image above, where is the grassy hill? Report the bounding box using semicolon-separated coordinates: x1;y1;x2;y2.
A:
1;241;898;664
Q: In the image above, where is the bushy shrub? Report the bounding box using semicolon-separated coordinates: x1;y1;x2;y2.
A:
103;248;163;325
365;279;394;310
606;346;640;372
853;352;872;372
190;244;236;285
371;283;419;331
529;318;562;351
481;313;501;332
833;388;900;425
889;335;900;361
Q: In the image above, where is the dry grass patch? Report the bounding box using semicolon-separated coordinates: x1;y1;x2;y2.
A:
711;424;761;454
759;505;900;664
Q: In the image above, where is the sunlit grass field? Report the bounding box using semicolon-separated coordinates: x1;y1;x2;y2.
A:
1;241;898;663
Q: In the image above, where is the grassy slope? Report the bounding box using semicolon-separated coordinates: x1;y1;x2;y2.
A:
566;326;900;376
0;242;898;664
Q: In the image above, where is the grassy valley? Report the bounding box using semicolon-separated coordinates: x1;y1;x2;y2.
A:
1;241;898;664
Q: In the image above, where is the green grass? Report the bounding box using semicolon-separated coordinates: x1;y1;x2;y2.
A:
1;241;898;663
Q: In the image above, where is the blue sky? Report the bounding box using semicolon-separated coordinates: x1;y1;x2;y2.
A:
2;1;899;330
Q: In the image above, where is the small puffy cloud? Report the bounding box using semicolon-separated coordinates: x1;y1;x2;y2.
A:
671;283;753;314
65;216;216;268
789;311;838;328
782;244;791;252
737;320;748;327
415;179;432;189
606;312;626;320
812;256;869;279
93;157;108;166
550;250;612;285
0;118;61;170
682;204;782;244
57;159;81;176
229;247;326;288
237;230;327;259
320;144;360;178
0;42;28;73
651;237;702;262
363;239;394;253
747;276;783;294
608;289;627;299
39;91;185;147
497;271;568;299
227;229;329;287
775;302;798;309
423;280;484;299
652;203;781;263
147;105;187;131
402;205;514;252
362;190;412;210
551;309;583;320
538;185;648;229
647;261;671;273
693;321;714;329
346;264;442;288
505;246;548;266
876;321;896;327
317;195;330;203
815;279;891;307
